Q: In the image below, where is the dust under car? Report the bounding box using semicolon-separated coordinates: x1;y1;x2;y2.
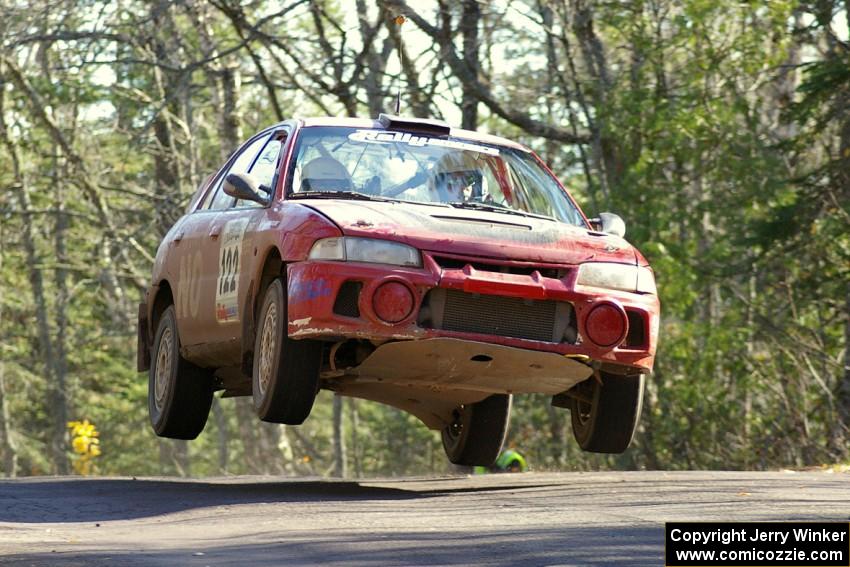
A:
137;114;660;466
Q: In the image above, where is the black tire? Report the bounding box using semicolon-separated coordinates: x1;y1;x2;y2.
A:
148;305;214;440
441;394;512;466
252;278;322;424
570;372;645;453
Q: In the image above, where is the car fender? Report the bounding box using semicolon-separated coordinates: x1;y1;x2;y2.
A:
237;203;342;374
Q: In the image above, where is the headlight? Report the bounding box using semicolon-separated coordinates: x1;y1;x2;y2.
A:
576;262;656;294
636;266;656;294
308;237;422;267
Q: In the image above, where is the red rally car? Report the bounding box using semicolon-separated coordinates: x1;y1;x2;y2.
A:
137;114;660;466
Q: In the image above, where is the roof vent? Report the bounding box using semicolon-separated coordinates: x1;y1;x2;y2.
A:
377;113;451;137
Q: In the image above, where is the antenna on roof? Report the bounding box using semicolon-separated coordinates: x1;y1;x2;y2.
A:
393;14;406;115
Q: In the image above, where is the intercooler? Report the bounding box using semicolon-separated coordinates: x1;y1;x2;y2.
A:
419;288;575;344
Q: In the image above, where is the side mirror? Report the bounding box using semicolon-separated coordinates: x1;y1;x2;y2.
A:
589;212;626;238
223;173;269;205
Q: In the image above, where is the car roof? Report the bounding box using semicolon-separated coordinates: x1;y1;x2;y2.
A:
295;116;530;152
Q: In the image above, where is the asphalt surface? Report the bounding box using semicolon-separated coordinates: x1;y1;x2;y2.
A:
0;471;847;566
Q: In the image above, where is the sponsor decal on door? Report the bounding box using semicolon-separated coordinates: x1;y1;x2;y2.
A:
215;218;249;323
177;251;202;319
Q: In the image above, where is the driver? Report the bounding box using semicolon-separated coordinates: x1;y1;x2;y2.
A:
300;156;353;192
429;152;483;203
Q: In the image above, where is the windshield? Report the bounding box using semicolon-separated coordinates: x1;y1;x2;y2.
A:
287;126;586;226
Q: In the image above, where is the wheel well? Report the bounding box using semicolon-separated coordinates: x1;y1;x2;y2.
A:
256;248;284;316
241;248;284;377
152;280;174;332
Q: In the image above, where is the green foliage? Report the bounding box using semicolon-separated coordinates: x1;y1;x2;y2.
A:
0;0;848;478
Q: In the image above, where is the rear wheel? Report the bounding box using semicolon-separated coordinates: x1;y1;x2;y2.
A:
148;305;214;439
252;278;322;424
441;394;512;467
570;372;644;453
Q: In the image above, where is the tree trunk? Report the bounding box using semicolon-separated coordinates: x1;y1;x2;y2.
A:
356;0;389;117
0;125;70;480
0;364;15;478
538;1;599;212
833;94;850;453
276;426;296;475
148;2;185;236
234;397;260;473
157;439;190;476
0;222;16;477
212;397;229;474
0;80;68;475
347;398;361;478
258;422;282;474
841;280;850;451
552;407;568;467
332;395;346;477
183;0;229;161
53;148;71;468
221;65;243;158
570;0;619;198
460;0;480;130
174;440;190;477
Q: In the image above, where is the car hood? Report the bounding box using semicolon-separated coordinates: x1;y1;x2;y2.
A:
300;199;637;265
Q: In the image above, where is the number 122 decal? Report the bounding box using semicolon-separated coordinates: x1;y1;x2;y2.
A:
215;218;249;323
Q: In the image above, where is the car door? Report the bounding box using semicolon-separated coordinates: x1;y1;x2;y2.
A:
199;129;289;350
175;132;272;352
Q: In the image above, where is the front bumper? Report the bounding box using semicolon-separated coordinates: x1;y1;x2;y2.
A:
286;252;659;373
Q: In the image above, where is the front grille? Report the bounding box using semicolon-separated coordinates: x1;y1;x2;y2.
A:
333;281;362;317
432;255;565;279
420;289;574;343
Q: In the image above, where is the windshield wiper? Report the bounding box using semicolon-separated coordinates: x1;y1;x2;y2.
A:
290;191;391;202
291;191;454;208
447;201;556;222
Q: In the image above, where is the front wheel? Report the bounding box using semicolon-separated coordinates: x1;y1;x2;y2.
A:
148;305;214;439
441;394;512;467
252;278;322;424
570;372;645;453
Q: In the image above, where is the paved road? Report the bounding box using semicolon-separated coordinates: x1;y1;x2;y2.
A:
0;471;847;566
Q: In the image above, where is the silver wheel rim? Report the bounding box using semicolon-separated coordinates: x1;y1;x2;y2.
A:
577;400;592;427
154;327;173;412
257;302;278;399
575;388;593;427
444;405;466;452
573;382;595;429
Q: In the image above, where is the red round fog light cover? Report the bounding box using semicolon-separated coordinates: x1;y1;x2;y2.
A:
584;303;627;348
372;282;414;324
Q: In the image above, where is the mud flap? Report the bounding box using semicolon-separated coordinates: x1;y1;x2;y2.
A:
240;281;256;377
137;301;150;372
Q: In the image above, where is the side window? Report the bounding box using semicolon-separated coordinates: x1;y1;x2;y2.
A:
251;138;282;189
237;136;284;208
204;135;270;210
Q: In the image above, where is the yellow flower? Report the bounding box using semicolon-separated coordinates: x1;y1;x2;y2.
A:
72;437;89;454
67;419;102;472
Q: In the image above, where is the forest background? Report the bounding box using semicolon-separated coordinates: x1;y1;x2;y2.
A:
0;0;848;478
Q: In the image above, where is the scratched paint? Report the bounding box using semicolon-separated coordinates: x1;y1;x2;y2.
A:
289;278;333;304
177;251;201;319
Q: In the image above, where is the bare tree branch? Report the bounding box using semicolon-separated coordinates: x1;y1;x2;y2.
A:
380;0;589;142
